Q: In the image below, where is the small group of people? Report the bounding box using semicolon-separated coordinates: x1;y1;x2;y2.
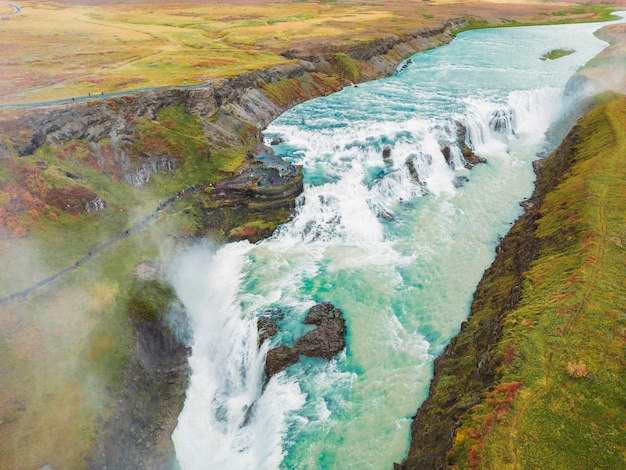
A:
71;91;105;102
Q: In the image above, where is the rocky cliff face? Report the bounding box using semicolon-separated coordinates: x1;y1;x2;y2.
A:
1;17;467;161
90;305;191;470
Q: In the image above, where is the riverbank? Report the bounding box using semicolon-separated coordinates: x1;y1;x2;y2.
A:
0;16;468;469
1;0;614;106
398;20;626;470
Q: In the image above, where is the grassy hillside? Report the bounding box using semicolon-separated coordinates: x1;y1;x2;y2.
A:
0;96;272;467
449;94;626;470
402;94;626;470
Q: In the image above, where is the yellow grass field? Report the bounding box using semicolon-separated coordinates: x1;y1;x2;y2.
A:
0;0;619;104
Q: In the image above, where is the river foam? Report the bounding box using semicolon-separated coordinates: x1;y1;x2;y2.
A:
173;17;620;469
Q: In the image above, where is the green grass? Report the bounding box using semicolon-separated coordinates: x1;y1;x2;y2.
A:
1;1;617;105
2;2;623;468
448;95;626;469
0;214;177;468
543;48;575;60
332;53;360;82
128;278;178;325
454;5;619;36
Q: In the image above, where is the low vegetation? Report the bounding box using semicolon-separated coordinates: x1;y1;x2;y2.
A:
0;0;617;105
542;48;575;60
128;278;177;325
452;94;626;470
403;94;626;469
0;1;624;468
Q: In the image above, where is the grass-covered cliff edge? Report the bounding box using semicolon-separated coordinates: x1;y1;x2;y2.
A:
398;18;626;469
399;90;626;470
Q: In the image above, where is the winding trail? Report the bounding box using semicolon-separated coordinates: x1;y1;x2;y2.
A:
0;2;21;19
0;148;295;305
0;184;207;305
0;82;212;109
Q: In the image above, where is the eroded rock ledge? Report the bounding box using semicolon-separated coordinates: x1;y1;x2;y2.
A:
90;277;191;469
1;17;467;161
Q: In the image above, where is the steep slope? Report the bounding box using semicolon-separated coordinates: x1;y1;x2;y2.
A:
399;93;626;469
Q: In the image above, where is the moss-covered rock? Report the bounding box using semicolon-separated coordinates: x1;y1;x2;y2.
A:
331;53;360;82
128;278;176;325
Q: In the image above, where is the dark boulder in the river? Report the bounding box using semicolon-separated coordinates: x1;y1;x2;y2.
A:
463;152;487;170
447;122;487;170
257;309;283;347
489;108;515;134
264;303;346;378
383;146;393;164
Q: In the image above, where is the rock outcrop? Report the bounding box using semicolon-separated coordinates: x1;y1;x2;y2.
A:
87;276;191;469
122;155;179;188
1;18;468;163
440;122;486;170
264;303;347;378
90;293;190;469
199;143;304;242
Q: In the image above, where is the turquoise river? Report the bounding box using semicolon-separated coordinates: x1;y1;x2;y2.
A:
171;15;623;470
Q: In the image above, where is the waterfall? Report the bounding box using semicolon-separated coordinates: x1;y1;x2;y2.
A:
172;17;614;470
171;243;306;469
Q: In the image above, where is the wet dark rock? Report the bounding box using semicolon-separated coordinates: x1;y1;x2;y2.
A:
265;344;299;377
270;137;283;145
453;176;469;188
383;146;392;164
489;109;514;133
463;152;487;170
257;309;284;347
264;303;346;378
444;121;486;170
406;160;421;183
297;303;346;360
441;146;453;166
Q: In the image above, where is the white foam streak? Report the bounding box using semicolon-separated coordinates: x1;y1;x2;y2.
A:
171;243;305;470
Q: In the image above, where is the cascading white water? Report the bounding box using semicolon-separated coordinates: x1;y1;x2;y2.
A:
171;243;307;469
172;16;621;470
